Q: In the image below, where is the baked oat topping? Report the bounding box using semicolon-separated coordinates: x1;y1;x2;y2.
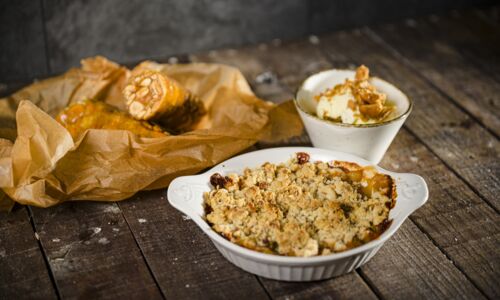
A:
204;153;396;257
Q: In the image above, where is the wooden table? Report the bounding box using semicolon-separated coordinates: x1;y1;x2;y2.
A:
1;6;499;300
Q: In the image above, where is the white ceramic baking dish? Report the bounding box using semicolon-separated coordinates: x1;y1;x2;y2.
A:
167;147;428;281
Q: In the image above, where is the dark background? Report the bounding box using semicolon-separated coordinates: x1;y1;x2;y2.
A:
0;0;496;82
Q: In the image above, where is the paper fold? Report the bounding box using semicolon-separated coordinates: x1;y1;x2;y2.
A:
0;57;303;209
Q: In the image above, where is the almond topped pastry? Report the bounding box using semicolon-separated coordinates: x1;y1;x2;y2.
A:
315;65;396;124
56;99;168;139
204;152;396;257
123;68;206;133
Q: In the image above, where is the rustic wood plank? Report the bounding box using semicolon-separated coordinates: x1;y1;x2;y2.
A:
319;30;500;212
192;46;294;104
259;274;377;300
117;190;270;300
308;0;498;35
31;202;163;299
445;231;500;298
478;4;500;25
423;10;500;83
382;128;498;238
365;16;500;137
191;40;488;299
381;128;500;298
359;220;485;299
0;207;57;299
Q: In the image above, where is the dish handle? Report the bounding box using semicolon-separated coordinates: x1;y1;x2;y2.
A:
396;173;429;215
167;175;209;228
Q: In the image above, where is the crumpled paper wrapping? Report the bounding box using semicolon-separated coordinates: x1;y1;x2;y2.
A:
0;57;303;210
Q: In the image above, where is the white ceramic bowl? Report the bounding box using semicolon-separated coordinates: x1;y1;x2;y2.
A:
168;147;428;281
295;70;412;164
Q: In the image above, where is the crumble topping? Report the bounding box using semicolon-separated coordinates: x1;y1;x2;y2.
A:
204;152;396;257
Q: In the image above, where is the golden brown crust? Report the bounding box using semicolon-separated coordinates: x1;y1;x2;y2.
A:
330;160;363;172
204;153;397;257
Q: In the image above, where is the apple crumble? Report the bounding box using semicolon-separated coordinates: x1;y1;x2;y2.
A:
204;152;396;257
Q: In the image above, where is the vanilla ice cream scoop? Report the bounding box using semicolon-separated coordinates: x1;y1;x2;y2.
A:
316;89;357;124
315;65;395;125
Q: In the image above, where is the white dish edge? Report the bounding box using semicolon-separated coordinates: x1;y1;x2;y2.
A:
167;147;428;279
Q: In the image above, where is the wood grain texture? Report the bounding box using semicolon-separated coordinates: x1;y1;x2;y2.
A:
478;4;500;25
191;46;295;104
381;128;500;298
0;0;49;82
445;232;500;298
365;16;500;137
31;202;162;299
424;10;500;83
117;191;270;300
308;0;496;34
359;221;485;299
259;273;377;300
319;30;500;212
0;207;57;299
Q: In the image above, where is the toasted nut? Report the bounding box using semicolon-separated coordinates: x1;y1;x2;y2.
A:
129;101;145;114
258;182;268;189
359;102;384;118
371;92;387;104
137;87;149;98
379;106;395;120
348;100;357;110
140;78;152;86
124;85;137;93
355;65;369;81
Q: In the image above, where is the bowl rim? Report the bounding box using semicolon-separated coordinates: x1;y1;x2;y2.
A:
294;69;413;128
167;146;428;265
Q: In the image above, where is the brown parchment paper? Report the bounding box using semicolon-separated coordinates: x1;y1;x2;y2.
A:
0;57;303;211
